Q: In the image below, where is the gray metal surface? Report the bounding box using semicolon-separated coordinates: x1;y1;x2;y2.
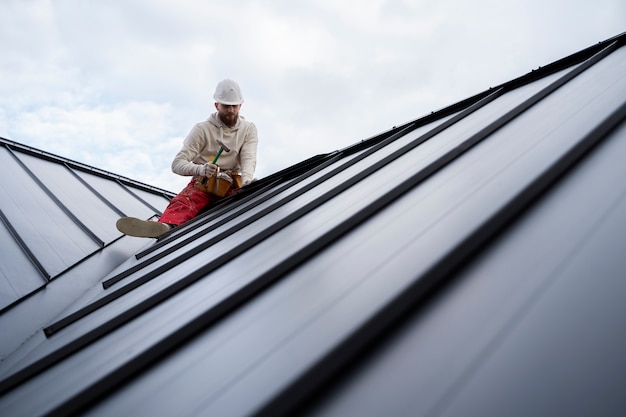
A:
0;138;174;362
303;119;626;417
0;32;625;417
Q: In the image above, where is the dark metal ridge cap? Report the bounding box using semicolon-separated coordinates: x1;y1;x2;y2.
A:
337;31;626;157
0;137;176;199
339;89;495;157
495;31;626;91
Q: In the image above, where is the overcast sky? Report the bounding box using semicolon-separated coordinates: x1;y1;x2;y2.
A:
1;0;624;192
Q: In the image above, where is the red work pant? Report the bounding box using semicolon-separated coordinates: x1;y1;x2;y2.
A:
158;178;239;226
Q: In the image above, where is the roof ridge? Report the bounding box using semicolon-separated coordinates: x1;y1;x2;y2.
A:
0;136;175;197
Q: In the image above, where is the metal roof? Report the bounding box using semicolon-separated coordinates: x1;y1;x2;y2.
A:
1;32;625;416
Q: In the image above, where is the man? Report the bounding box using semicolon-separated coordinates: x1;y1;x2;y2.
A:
116;79;258;238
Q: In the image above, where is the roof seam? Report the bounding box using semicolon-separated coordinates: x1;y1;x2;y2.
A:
116;180;164;216
0;207;50;282
6;145;106;247
64;163;127;218
0;234;128;315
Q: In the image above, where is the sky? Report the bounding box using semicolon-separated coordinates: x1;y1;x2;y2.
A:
1;0;624;192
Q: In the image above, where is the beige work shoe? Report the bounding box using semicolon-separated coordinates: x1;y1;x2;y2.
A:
116;217;172;238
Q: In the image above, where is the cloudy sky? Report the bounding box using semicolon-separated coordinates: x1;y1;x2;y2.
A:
1;0;624;192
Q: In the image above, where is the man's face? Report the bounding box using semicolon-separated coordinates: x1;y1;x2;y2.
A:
215;103;241;127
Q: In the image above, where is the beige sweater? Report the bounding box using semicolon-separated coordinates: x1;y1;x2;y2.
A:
171;112;258;184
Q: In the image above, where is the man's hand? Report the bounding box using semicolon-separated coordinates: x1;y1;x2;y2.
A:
202;163;217;177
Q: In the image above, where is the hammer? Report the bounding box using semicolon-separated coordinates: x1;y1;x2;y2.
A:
198;139;231;188
211;140;230;164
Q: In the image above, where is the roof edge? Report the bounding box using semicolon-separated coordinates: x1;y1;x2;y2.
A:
339;31;626;155
0;137;176;198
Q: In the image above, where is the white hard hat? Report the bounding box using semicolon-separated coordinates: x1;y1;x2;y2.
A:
213;79;244;105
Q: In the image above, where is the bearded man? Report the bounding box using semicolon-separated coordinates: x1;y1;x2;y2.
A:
116;79;258;238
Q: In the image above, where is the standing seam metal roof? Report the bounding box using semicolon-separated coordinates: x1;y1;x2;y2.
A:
0;32;625;416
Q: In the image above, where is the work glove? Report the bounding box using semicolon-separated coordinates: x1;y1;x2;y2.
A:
199;163;217;177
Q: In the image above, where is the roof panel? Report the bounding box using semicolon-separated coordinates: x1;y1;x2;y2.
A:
15;152;122;242
0;224;43;308
0;147;100;279
74;171;165;219
300;118;626;417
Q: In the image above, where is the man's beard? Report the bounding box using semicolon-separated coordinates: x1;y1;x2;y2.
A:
220;112;238;127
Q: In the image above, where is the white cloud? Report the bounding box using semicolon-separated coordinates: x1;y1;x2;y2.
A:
6;101;188;190
1;0;624;194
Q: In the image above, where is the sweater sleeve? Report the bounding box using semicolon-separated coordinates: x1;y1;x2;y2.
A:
239;123;258;183
171;124;207;177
